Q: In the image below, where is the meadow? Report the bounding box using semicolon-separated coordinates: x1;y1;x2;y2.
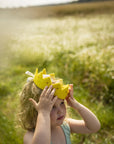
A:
0;1;114;144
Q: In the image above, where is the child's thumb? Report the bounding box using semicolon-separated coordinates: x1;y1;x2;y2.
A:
29;98;38;110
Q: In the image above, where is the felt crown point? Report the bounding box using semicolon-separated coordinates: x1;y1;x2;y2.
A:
33;68;69;99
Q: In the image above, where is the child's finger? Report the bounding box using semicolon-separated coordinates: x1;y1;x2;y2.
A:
29;98;38;110
45;85;53;98
40;86;48;98
69;84;73;97
52;96;58;104
48;88;56;100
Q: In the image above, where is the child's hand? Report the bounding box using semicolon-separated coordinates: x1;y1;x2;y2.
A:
66;84;77;109
29;85;57;114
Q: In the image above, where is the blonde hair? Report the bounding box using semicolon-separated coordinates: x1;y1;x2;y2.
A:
19;80;42;131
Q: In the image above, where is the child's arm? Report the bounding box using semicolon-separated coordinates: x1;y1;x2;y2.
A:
24;85;57;144
66;84;101;134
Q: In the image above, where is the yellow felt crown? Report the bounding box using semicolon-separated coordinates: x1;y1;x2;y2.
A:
33;68;69;99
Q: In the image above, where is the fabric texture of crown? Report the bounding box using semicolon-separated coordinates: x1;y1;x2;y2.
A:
33;68;69;99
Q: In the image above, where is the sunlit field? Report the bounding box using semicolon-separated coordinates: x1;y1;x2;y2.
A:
0;1;114;144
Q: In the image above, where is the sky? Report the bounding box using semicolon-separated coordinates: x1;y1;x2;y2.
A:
0;0;78;8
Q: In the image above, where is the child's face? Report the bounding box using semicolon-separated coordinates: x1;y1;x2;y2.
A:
50;98;66;128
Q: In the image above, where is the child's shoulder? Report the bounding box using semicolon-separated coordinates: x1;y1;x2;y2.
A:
24;131;34;144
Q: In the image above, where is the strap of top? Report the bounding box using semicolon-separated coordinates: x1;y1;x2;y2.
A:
60;122;71;144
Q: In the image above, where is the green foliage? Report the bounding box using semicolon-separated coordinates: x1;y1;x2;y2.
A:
0;83;11;97
0;112;23;144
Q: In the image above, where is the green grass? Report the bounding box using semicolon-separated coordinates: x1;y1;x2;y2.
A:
0;1;114;143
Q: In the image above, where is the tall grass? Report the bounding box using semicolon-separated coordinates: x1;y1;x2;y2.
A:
0;2;114;143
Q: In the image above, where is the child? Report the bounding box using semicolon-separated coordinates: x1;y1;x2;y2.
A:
19;68;100;144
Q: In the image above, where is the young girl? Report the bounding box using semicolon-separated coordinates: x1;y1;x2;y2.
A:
19;68;100;144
